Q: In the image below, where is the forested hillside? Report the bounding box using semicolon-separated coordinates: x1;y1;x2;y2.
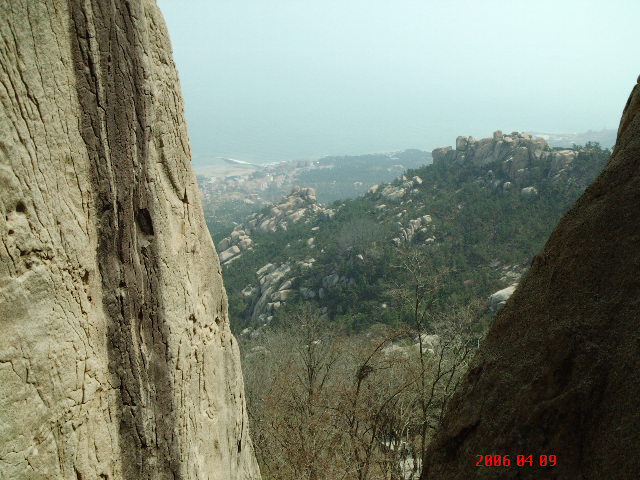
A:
216;133;609;336
217;131;610;479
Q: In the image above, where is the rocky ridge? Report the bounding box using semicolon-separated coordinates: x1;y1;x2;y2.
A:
228;178;439;329
222;136;607;337
433;130;581;186
217;187;333;264
392;214;434;247
367;176;438;248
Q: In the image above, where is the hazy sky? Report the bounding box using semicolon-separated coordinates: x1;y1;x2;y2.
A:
157;0;638;164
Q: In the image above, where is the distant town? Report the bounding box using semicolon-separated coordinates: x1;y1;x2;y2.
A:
196;158;324;204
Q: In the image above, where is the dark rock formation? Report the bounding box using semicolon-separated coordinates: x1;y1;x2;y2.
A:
422;78;640;478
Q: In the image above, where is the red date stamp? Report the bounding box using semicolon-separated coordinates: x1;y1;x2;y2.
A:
475;454;556;467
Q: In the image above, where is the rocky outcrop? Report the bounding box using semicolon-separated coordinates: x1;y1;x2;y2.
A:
433;131;547;167
487;285;516;313
247;263;294;325
217;187;333;265
376;175;423;203
433;131;586;185
0;2;259;479
239;259;362;332
422;79;640;478
391;214;434;247
520;185;538;197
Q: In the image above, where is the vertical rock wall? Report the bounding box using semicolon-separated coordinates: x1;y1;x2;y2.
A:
422;79;640;479
0;1;260;478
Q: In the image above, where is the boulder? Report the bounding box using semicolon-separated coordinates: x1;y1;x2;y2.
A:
287;208;306;223
256;263;276;277
260;264;291;288
417;334;440;354
238;237;253;250
487;284;517;313
230;229;242;241
299;287;316;299
271;290;294;302
471;138;496;165
528;136;548;159
549;149;577;174
217;237;231;252
381;185;406;202
219;246;241;263
242;286;258;298
503;146;530;178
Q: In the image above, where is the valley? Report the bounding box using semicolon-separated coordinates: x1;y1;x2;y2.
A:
199;132;609;337
3;2;637;479
197;130;611;479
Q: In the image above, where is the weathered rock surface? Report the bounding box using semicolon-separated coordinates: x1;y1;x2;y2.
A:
0;2;259;479
422;79;640;478
239;257;360;334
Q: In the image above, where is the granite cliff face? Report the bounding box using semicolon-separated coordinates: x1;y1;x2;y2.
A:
422;79;640;478
0;1;259;479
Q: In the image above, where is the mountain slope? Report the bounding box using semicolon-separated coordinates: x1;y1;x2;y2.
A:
421;80;640;479
217;132;609;335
